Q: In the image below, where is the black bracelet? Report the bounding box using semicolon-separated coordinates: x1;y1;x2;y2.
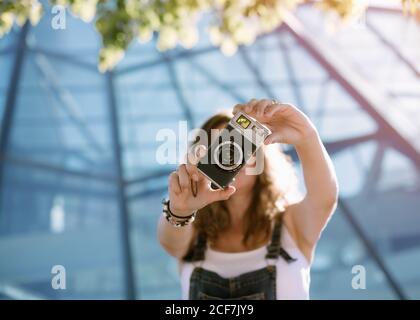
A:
162;199;195;219
162;198;197;228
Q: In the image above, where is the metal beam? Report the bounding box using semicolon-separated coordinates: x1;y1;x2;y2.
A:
311;77;332;133
361;141;386;196
324;132;380;154
187;59;247;103
0;22;30;219
28;46;98;72
338;198;407;300
106;71;136;299
367;5;406;14
0;155;119;183
117;46;218;76
286;132;379;161
277;36;306;112
33;53;106;155
5;177;116;200
163;54;195;129
116;22;302;77
283;14;420;169
6;146;107;168
125;169;173;187
365;20;419;78
127;186;167;201
239;47;278;99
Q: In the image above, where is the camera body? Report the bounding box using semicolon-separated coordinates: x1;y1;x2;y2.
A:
197;111;271;189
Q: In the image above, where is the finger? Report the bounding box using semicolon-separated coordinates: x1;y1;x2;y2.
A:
207;185;236;203
187;144;207;165
169;171;182;195
185;165;200;182
263;104;276;117
249;99;270;117
245;99;259;113
266;103;293;117
247;98;259;106
265;104;280;117
178;164;192;192
256;99;273;118
233;103;246;114
264;132;281;145
186;145;207;181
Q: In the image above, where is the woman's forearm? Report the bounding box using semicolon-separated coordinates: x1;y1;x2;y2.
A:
157;214;194;258
295;130;339;210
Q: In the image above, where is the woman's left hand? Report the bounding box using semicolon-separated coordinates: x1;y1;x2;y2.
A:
233;99;317;147
234;99;338;265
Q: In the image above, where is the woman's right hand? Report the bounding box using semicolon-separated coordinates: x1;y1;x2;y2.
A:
168;145;236;216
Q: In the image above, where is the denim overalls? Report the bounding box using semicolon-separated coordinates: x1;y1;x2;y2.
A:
183;219;297;300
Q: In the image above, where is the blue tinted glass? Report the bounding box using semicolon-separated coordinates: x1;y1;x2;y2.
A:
0;54;14;130
0;163;125;299
28;4;100;66
0;28;17;51
0;4;419;300
8;51;114;176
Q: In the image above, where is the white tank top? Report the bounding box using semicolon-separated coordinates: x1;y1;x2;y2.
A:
179;224;311;300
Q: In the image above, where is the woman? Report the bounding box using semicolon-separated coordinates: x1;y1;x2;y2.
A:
157;98;339;300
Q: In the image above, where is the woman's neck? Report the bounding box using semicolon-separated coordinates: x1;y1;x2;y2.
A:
226;190;253;227
213;189;268;252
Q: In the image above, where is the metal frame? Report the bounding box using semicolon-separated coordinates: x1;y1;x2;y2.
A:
163;53;196;129
365;19;419;78
185;59;247;103
106;71;137;299
277;37;306;113
0;23;30;218
0;5;419;300
282;14;420;169
239;47;278;99
338;198;407;299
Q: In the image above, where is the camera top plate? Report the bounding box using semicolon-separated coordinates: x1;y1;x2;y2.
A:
230;111;272;146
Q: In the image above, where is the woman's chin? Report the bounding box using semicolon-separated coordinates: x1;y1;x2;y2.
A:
231;177;255;192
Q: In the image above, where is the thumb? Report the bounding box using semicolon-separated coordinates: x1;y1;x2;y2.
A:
264;132;281;145
187;144;207;165
208;186;236;203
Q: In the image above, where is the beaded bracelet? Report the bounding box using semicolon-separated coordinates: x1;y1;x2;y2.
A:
162;198;196;228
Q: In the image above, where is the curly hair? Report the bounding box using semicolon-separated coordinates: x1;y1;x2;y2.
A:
183;110;300;258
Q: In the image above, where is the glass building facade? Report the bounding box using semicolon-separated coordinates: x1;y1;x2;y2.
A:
0;4;419;299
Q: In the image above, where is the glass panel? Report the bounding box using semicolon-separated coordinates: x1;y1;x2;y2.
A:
8;51;114;176
310;207;396;299
0;54;13;131
1;3;418;300
378;147;418;192
173;58;249;118
345;147;420;299
295;6;420;153
368;11;420;71
0;28;17;51
115;40;164;73
28;4;100;66
0;163;125;299
128;186;180;299
115;67;185;180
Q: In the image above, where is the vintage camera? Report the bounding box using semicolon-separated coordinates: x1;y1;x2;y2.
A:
197;111;271;189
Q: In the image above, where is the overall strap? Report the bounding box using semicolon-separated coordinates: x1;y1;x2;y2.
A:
265;218;297;263
184;219;297;263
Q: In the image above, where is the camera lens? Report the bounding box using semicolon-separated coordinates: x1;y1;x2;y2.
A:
220;143;235;167
214;139;243;171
